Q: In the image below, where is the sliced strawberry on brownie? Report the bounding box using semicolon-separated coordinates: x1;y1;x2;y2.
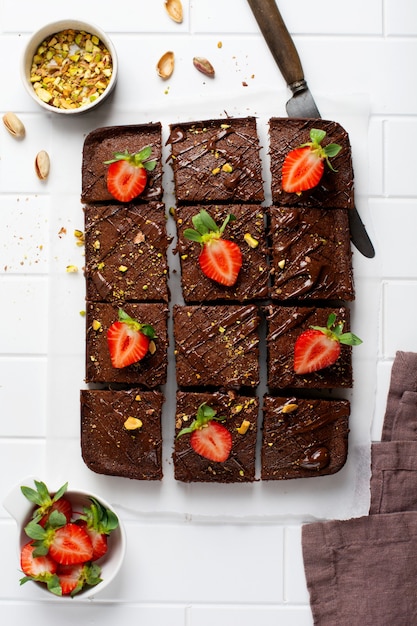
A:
293;313;362;374
107;308;156;369
282;128;341;193
104;146;157;202
76;496;119;561
183;209;242;286
177;402;232;463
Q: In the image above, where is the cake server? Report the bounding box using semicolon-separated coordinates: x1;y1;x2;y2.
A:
247;0;375;258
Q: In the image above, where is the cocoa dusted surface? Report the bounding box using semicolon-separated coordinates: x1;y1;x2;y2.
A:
173;304;260;389
81;388;163;480
85;301;168;386
176;204;269;303
265;305;353;389
81;123;163;203
84;202;169;303
268;205;354;301
167;117;265;204
173;391;259;483
269;118;354;209
261;395;350;480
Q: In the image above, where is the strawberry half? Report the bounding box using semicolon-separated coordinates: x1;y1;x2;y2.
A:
20;480;72;527
293;313;362;375
57;562;102;597
20;541;61;595
183;209;242;286
24;513;94;566
281;129;341;193
104;146;157;202
77;496;119;561
107;308;156;369
177;402;232;463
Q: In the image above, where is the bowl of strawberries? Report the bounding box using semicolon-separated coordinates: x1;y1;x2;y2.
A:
4;478;126;598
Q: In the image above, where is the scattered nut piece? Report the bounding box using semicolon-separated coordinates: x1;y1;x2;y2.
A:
34;150;50;180
278;259;286;269
193;56;215;77
281;403;298;414
134;231;145;244
165;0;183;23
157;51;175;79
2;112;26;139
74;229;85;246
148;340;157;355
124;416;143;431
92;319;101;331
222;163;233;173
237;419;251;435
244;233;259;248
66;264;78;273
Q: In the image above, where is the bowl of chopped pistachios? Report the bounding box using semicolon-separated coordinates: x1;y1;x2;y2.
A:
21;20;118;114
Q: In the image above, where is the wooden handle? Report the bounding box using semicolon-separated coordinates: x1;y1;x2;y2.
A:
247;0;305;90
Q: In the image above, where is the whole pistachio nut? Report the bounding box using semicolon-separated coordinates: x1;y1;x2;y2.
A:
193;56;215;78
165;0;183;23
35;150;50;180
2;112;26;139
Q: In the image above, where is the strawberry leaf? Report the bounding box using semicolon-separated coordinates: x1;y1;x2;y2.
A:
339;332;363;346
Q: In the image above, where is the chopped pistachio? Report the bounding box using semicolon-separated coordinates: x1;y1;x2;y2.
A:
66;264;78;273
124;416;143;431
92;319;101;331
148;340;156;355
237;419;250;435
118;265;128;272
278;259;286;269
281;403;298;414
244;233;259;248
221;163;233;173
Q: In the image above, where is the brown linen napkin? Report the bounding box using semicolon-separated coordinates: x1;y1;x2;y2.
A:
302;512;417;626
388;390;417;441
382;351;417;441
369;441;417;513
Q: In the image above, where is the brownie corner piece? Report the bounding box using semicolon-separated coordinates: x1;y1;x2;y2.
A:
268;117;354;209
81;388;163;480
261;395;350;480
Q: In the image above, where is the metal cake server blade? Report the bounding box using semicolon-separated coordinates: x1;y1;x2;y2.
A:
247;0;375;258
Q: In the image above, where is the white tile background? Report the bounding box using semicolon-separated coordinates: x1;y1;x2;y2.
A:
0;1;416;623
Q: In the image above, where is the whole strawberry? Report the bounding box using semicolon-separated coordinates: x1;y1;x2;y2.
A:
104;146;156;202
282;129;341;193
293;313;362;374
177;402;232;463
183;209;242;286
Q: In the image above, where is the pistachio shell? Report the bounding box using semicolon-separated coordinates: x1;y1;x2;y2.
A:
2;112;26;139
165;0;183;23
156;51;175;79
35;150;50;180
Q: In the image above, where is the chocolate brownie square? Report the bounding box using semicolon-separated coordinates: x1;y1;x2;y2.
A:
265;305;353;389
269;118;354;209
84;202;169;303
81;388;163;480
261;395;350;480
167;117;264;204
173;391;259;482
81;123;163;203
85;301;168;386
268;206;354;301
175;204;269;303
173;304;260;389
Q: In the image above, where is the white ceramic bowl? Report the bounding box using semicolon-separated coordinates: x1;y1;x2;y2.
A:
21;20;118;115
3;477;126;599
